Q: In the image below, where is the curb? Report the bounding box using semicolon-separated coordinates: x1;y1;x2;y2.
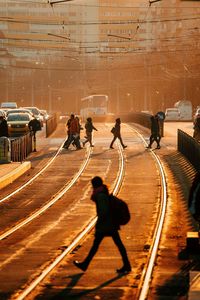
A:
0;161;31;189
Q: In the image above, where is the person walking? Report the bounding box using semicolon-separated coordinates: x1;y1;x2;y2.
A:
73;176;131;274
146;114;161;149
63;114;82;150
82;117;97;147
0;115;8;137
110;118;127;149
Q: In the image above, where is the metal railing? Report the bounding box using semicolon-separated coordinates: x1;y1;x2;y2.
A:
178;129;200;172
46;113;58;137
10;132;33;162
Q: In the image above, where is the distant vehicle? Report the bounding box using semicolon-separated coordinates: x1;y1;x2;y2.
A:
7;112;33;137
80;94;108;121
174;100;192;120
6;108;34;118
165;108;181;121
1;102;17;110
23;106;44;127
40;109;49;121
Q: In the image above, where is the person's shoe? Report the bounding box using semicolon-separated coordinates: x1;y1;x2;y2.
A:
156;145;161;149
90;145;94;147
76;147;83;150
123;145;127;149
73;260;87;271
146;145;151;149
116;265;131;274
110;146;114;149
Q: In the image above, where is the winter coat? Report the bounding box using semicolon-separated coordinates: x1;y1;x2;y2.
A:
85;121;97;133
91;185;119;234
0;118;8;137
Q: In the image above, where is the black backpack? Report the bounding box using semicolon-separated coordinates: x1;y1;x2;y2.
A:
109;194;131;226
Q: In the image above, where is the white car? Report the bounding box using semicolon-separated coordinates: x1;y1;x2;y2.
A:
165;108;181;121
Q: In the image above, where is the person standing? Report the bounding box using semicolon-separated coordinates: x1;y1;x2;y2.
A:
0;115;8;137
110;118;127;149
83;117;97;147
73;176;131;273
146;115;161;149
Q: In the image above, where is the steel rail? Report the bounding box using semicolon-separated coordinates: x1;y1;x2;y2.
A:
127;124;168;300
0;146;92;241
0;142;65;204
13;141;125;300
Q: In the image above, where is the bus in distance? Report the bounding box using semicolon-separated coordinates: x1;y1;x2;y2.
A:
80;94;108;121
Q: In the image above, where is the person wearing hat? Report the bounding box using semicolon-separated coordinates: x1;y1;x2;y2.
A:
110;118;127;149
83;117;97;147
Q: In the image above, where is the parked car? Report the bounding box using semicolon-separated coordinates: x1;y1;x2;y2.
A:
165;108;181;121
6;108;34;118
23;107;44;127
1;102;17;109
40;109;49;121
7;112;33;137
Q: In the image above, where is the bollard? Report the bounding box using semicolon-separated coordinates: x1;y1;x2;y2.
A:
0;137;11;164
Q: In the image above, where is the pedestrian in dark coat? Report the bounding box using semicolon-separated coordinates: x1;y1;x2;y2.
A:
0;116;8;137
73;176;131;273
83;117;97;147
146;115;161;149
110;118;127;149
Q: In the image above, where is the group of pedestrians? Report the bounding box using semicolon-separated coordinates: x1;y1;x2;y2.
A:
63;115;127;150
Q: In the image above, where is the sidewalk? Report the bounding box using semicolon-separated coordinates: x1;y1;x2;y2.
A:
0;161;31;189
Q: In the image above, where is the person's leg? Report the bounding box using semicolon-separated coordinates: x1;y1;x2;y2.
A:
110;136;117;148
88;132;93;146
118;135;127;148
74;232;104;271
147;134;155;148
63;134;73;149
112;231;131;272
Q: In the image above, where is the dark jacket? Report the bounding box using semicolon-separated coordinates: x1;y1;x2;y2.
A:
85;120;97;133
150;116;160;135
0;118;8;137
113;119;121;137
91;185;119;233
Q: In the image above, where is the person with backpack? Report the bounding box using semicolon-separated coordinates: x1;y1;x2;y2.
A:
110;118;127;149
73;176;131;274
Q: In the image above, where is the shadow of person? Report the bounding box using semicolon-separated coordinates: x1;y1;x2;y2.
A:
51;273;125;299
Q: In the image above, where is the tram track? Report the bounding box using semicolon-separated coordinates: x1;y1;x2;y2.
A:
12;141;125;300
8;124;168;300
0;123;124;300
0;133;94;238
